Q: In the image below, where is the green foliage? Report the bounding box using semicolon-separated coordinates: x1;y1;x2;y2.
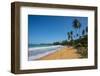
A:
76;47;88;58
52;19;88;58
53;40;68;45
73;19;81;29
73;35;88;58
67;32;70;41
65;19;88;58
53;42;60;45
60;40;67;45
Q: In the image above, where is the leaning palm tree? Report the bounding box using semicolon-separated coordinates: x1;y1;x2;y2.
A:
72;19;81;39
70;31;73;41
70;31;74;45
82;29;85;37
67;32;70;41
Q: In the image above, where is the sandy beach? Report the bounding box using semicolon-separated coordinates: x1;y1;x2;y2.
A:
39;46;81;60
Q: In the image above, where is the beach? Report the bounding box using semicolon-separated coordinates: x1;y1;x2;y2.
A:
39;46;81;60
28;45;64;60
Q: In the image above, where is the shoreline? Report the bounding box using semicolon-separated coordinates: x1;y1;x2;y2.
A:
38;46;81;60
28;45;64;60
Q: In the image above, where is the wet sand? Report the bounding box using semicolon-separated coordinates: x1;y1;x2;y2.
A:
39;46;81;60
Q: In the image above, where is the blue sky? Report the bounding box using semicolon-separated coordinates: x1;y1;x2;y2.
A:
28;15;88;44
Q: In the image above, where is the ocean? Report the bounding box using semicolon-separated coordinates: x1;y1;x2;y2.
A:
28;45;64;61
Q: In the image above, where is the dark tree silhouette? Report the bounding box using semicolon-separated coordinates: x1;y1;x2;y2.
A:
67;32;70;41
82;29;85;36
70;31;73;41
72;19;81;39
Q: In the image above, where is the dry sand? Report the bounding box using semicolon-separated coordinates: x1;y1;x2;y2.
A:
39;46;81;60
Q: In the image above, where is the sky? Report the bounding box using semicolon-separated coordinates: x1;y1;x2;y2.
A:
28;15;88;44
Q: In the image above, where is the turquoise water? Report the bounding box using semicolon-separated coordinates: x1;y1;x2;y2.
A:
28;44;53;48
28;44;64;60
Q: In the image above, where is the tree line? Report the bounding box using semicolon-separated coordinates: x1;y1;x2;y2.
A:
53;19;88;46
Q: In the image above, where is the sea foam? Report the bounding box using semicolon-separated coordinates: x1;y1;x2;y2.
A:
28;45;64;60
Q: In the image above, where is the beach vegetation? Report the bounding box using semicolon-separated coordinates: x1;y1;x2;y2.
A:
66;19;88;58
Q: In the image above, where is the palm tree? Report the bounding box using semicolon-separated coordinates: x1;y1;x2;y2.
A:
70;31;73;41
82;29;85;37
72;19;81;39
77;33;79;37
67;32;70;41
70;31;74;45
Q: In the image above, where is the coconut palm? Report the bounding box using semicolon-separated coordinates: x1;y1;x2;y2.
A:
76;33;79;37
67;32;70;41
70;31;73;41
82;29;85;37
72;19;81;39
